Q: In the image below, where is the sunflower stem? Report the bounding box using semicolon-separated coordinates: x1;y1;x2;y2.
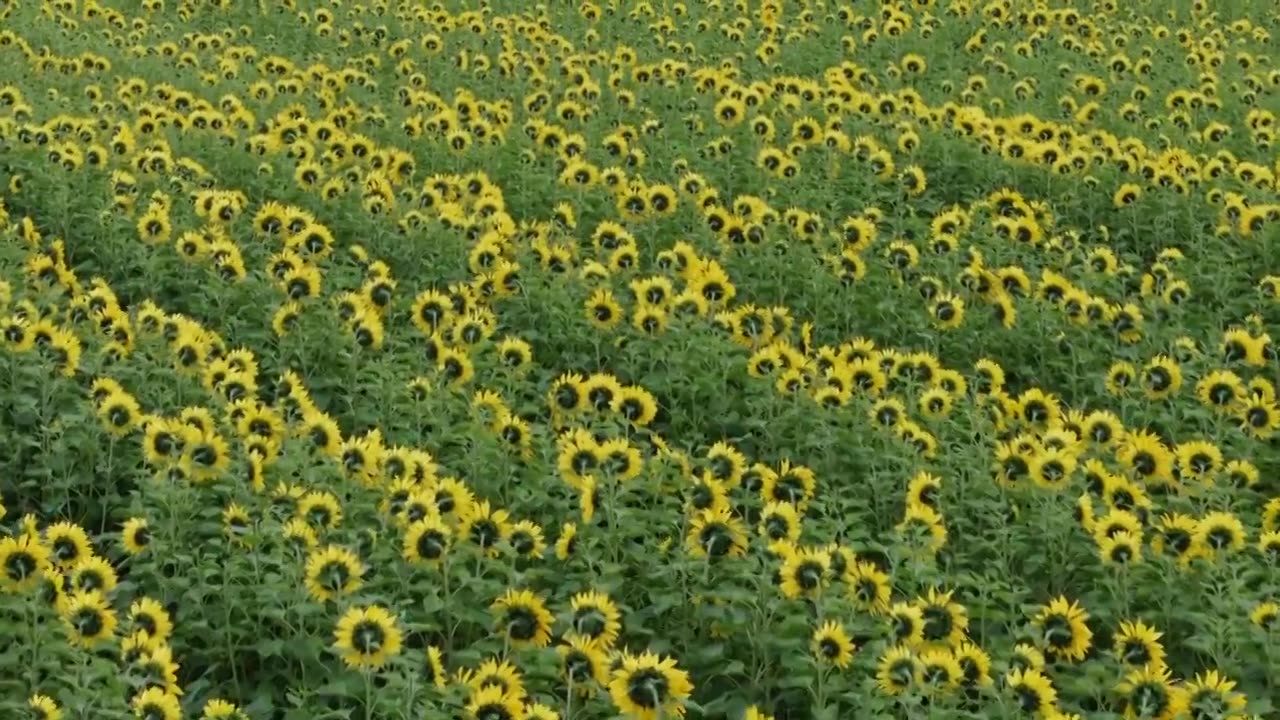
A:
363;668;373;720
565;676;574;719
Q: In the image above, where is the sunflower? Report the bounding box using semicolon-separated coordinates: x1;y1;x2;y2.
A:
686;506;748;559
491;589;555;649
760;460;816;510
333;605;403;670
1183;669;1247;719
917;588;969;649
465;685;523;720
952;641;993;688
303;545;365;602
846;560;892;614
504;520;544;559
466;657;527;701
28;694;63;720
917;647;962;694
1117;431;1174;487
61;590;118;648
929;292;965;329
888;602;926;646
559;634;610;689
759;502;801;543
423;645;448;689
1116;664;1185;720
556;523;578;560
778;546;830;600
1238;397;1280;438
1150;513;1200;563
1029;448;1076;491
811;620;855;669
297;491;343;530
897;503;947;553
1;532;52;592
608;651;693;720
1113;619;1166;670
1033;596;1092;662
1250;601;1278;630
1221;328;1267;366
585;288;623;330
569;590;623;648
1002;641;1043;674
70;556;118;594
1106;361;1137;396
704;441;746;486
1174;440;1223;482
1099;530;1143;566
875;645;921;696
1195;370;1246;413
133;643;182;695
458;500;511;557
1141;355;1182;399
1005;667;1057;715
45;522;92;569
402;515;451;566
1223;459;1260;489
201;698;250;720
1194;512;1246;555
131;688;182;720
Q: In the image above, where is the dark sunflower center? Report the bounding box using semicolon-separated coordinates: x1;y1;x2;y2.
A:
1043;616;1073;648
922;606;953;641
620;399;644;420
193;446;217;466
765;516;790;540
53;538;81;562
1122;640;1150;665
1003;456;1030;480
416;530;446;559
794;561;824;590
555;386;580;409
5;551;38;581
690;485;714;510
773;476;806;503
475;704;513;720
819;637;841;658
699;523;734;557
1110;543;1134;562
471;520;499;548
888;659;915;688
1017;686;1044;712
74;608;104;636
572;451;597;474
1132;452;1156;475
1206;526;1235;549
1131;682;1170;715
77;569;105;591
322;561;352;590
565;652;595;682
505;607;538;641
626;668;670;709
574;608;607;638
308;506;332;526
352;620;385;653
1209;384;1235;405
1147;368;1171;390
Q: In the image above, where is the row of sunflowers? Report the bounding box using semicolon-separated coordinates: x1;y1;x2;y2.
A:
1;0;1278;719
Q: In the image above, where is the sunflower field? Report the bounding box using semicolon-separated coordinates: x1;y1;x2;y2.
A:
2;0;1280;718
